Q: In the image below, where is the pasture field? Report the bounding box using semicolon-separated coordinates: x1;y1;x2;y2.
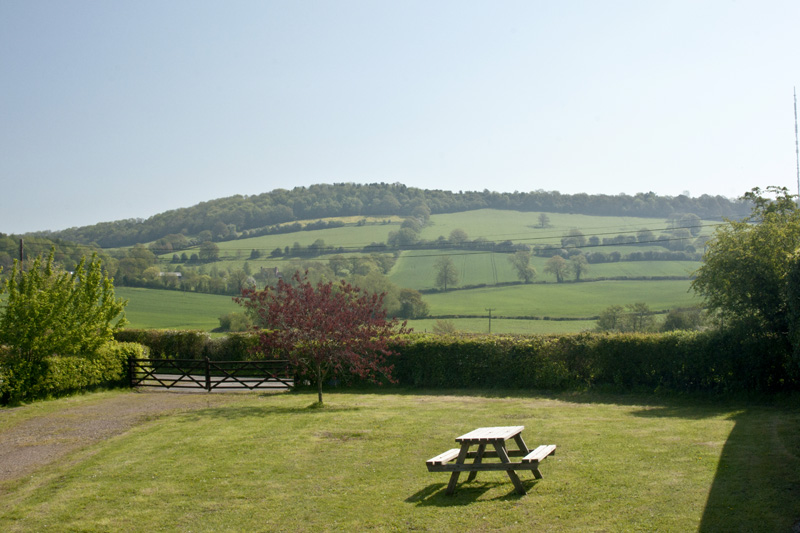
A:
1;390;797;532
422;279;699;319
416;209;717;244
117;288;239;330
135;209;710;332
115;277;697;332
389;250;699;290
408;317;596;335
156;209;716;266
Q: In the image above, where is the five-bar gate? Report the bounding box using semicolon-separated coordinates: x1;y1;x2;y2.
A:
129;357;293;391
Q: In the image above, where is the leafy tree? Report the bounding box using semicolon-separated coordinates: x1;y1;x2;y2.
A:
449;229;469;245
398;288;429;318
537;213;550;228
116;244;157;282
561;229;587;248
0;250;127;362
387;227;419;247
570;254;589;281
432;319;458;335
636;228;655;243
217;311;251;332
624;302;655;332
595;303;655;332
544;255;569;283
508;250;536;283
661;306;705;332
788;250;800;364
434;256;459;291
199;241;220;262
692;186;800;336
596;305;625;332
236;272;409;404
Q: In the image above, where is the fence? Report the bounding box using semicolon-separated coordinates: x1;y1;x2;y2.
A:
128;357;294;391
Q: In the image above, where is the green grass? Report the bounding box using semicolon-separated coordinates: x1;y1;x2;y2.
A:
1;390;798;532
115;278;698;332
417;209;713;244
423;280;699;318
114;278;696;333
408;318;596;335
133;209;709;332
389;250;700;290
117;287;239;330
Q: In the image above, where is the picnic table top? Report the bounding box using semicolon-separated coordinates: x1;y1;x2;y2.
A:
455;426;525;443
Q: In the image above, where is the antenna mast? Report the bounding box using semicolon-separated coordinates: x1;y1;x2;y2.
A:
795;87;799;201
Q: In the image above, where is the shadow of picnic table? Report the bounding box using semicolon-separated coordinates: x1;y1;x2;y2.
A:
406;481;534;506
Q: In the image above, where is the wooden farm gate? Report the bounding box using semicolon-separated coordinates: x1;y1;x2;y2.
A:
129;357;293;391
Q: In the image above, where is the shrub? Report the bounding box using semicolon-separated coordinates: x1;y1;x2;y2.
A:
0;342;146;405
113;330;258;361
389;330;798;394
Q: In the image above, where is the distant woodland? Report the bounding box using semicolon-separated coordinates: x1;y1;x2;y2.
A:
22;183;749;248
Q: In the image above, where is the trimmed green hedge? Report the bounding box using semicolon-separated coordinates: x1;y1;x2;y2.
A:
112;328;799;394
390;330;798;394
0;342;147;404
113;330;259;361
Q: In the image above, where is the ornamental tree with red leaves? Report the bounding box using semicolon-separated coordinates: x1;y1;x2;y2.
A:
235;271;409;405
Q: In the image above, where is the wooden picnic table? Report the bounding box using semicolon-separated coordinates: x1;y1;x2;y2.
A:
426;426;556;495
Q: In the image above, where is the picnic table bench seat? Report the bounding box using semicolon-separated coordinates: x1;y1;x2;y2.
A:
426;448;461;466
522;444;557;463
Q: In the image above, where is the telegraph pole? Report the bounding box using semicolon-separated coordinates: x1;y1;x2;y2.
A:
485;308;495;334
795;87;799;203
19;238;23;265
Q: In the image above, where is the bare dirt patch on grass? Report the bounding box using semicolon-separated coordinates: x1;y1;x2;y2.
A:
0;390;246;490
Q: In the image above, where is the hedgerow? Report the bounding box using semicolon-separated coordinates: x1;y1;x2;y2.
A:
0;342;146;404
111;328;799;395
113;330;259;361
389;329;798;394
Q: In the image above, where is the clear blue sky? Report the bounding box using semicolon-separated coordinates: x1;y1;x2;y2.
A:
2;1;799;234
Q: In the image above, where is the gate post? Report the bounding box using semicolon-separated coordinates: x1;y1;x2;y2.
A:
128;355;134;388
205;357;211;392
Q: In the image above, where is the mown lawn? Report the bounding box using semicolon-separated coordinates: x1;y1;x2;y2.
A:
1;390;798;532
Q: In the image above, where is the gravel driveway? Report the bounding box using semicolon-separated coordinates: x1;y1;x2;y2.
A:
0;390;243;490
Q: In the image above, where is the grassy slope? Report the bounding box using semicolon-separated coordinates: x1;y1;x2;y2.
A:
422;280;699;318
133;209;708;332
1;390;797;532
117;287;239;330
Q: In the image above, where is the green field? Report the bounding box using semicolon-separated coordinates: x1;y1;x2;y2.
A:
117;288;239;330
156;209;715;268
416;209;710;244
408;317;597;334
2;390;798;532
390;250;700;290
116;277;697;333
129;209;710;332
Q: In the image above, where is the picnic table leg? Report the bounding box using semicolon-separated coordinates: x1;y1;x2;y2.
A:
445;444;471;495
512;434;530;455
511;433;541;478
466;443;487;482
493;442;526;495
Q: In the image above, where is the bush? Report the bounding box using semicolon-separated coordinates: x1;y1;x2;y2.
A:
113;330;258;361
0;342;146;405
389;330;798;394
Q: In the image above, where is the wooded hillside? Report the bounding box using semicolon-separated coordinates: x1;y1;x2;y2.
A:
29;183;750;248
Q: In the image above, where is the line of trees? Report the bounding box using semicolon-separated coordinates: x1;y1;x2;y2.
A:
30;183;751;247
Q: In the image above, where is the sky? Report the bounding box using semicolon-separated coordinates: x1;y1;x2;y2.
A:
2;1;799;234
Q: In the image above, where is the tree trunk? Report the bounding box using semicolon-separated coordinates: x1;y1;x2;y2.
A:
316;364;324;404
